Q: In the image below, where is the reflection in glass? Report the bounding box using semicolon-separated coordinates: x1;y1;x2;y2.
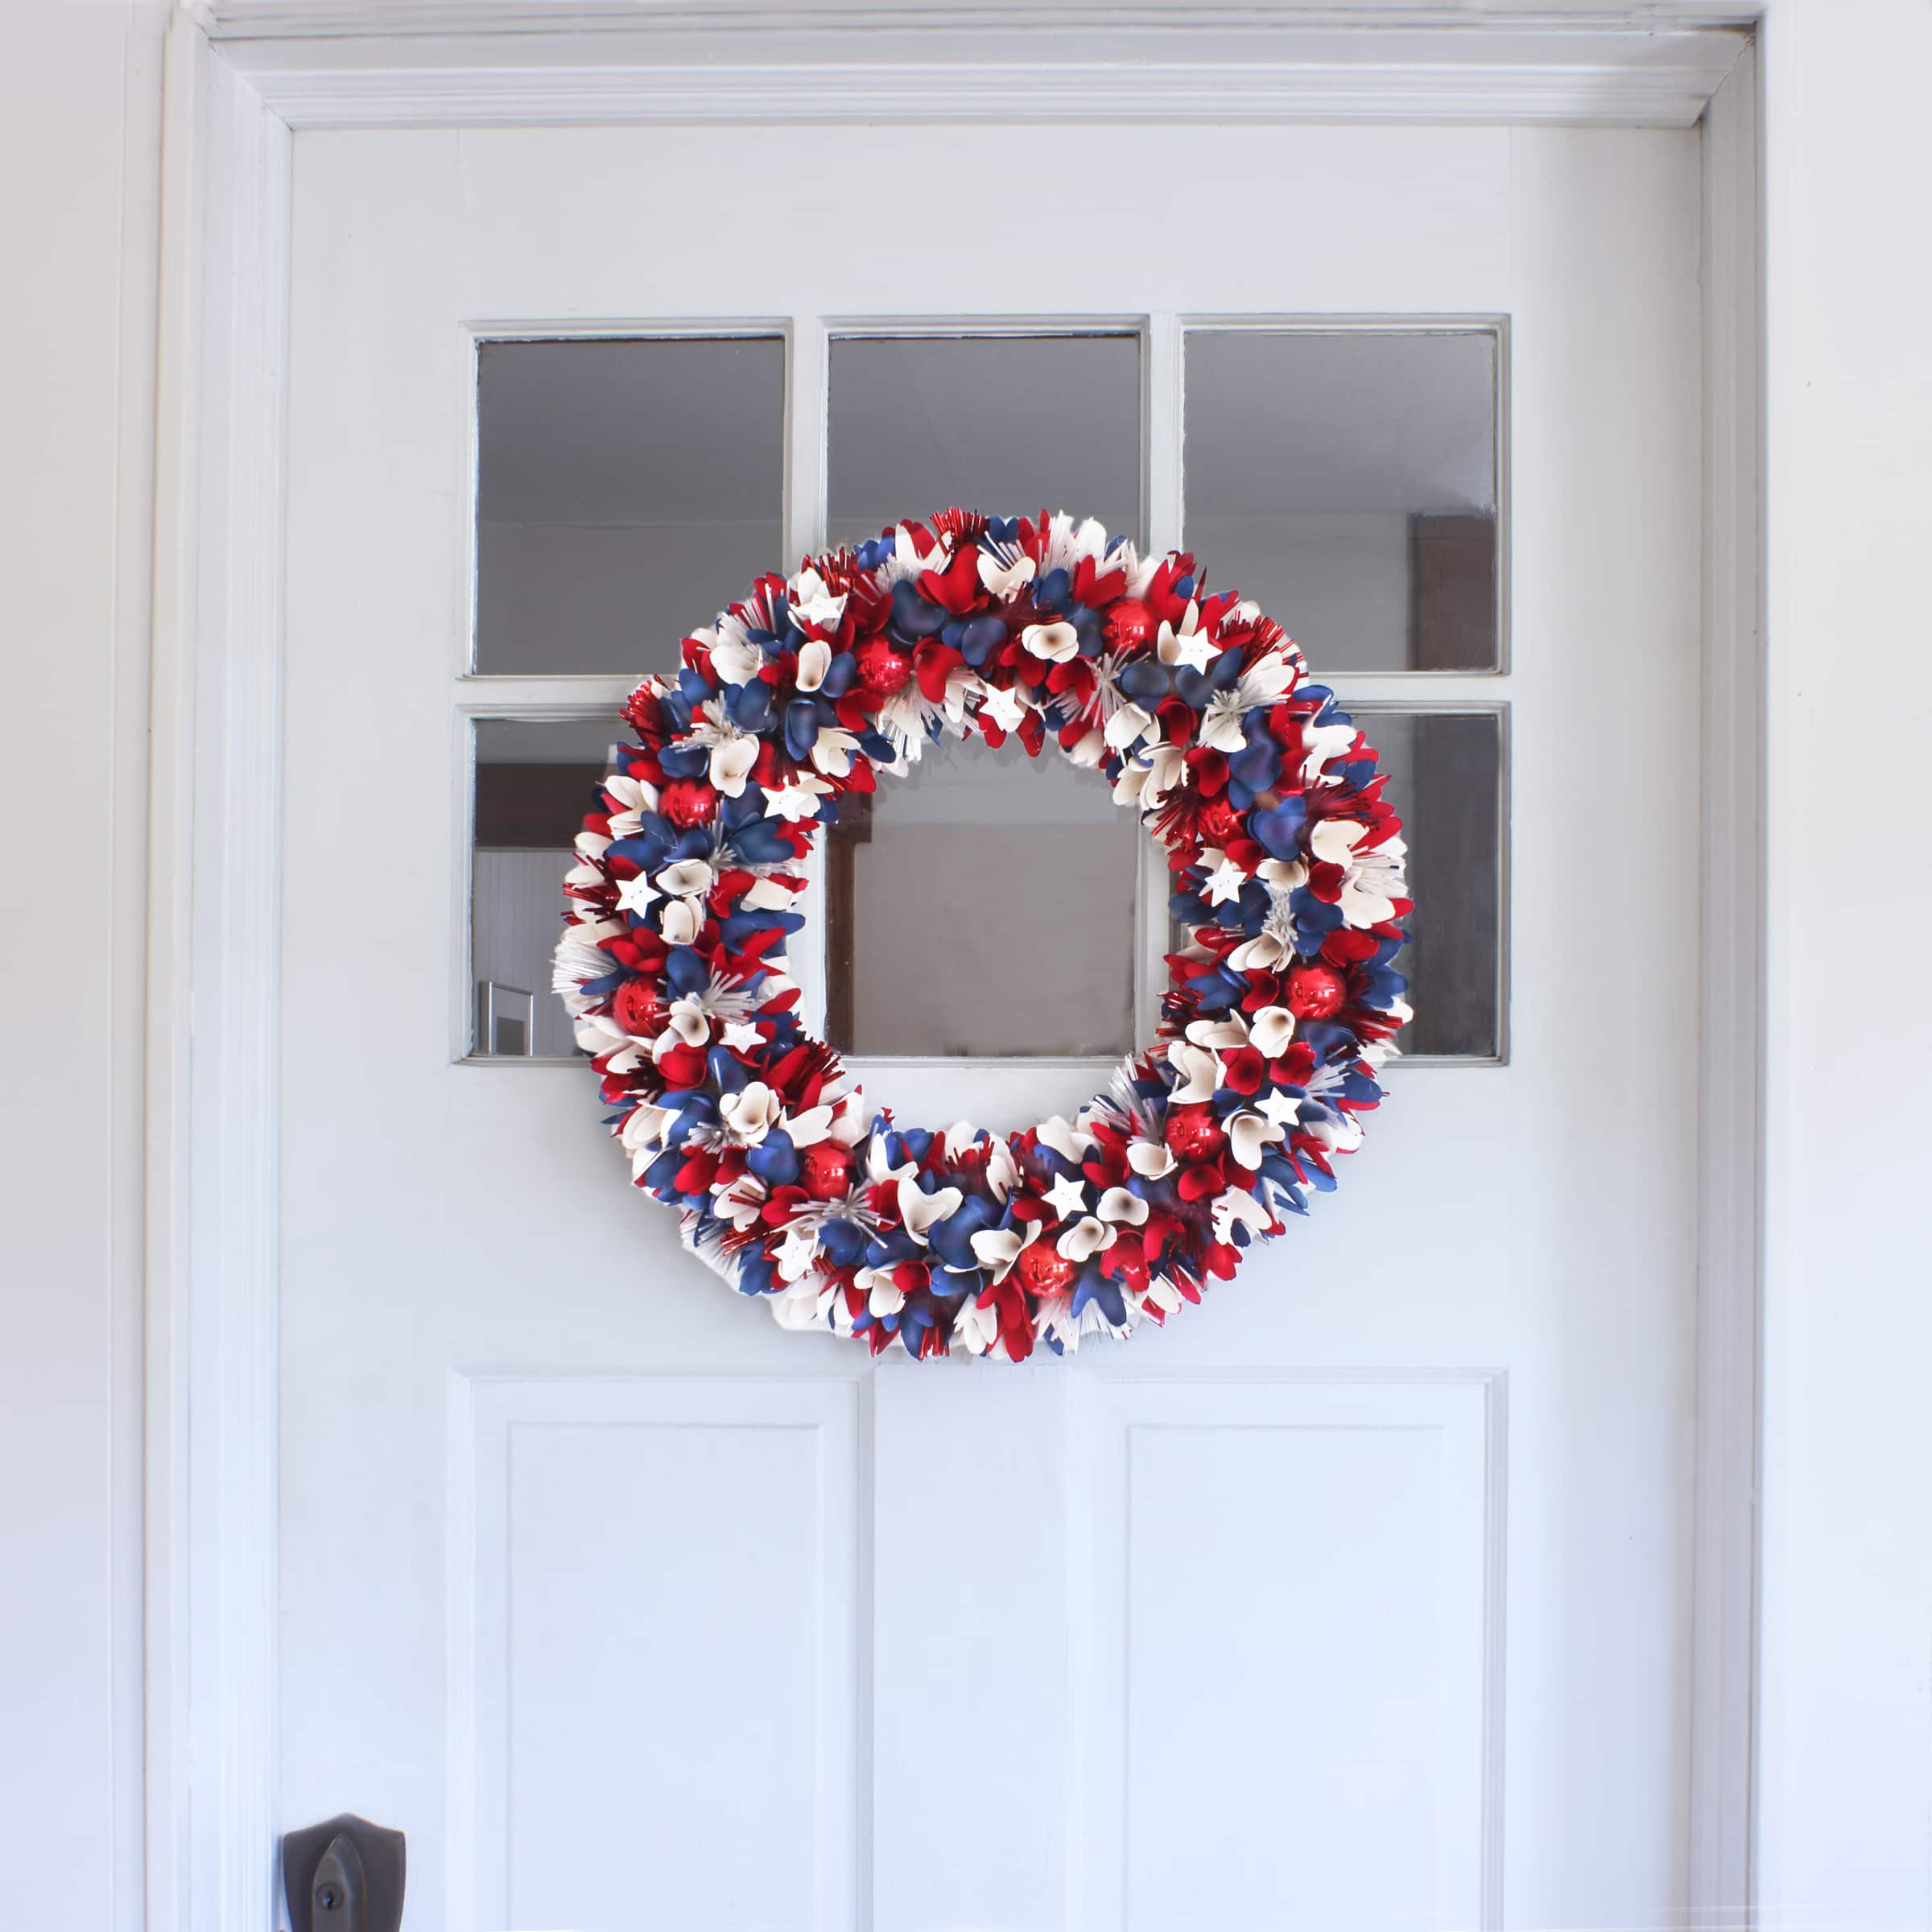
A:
1184;331;1501;673
828;334;1141;549
471;717;618;1058
1362;709;1504;1059
827;736;1140;1059
474;336;785;675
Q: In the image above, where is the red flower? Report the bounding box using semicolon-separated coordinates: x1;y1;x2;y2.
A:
1222;1045;1266;1094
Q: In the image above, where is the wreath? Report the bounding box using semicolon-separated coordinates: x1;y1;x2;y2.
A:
554;509;1410;1360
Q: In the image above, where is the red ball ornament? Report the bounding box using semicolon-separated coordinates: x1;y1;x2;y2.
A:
612;976;662;1037
1102;597;1155;653
854;636;914;698
659;780;718;828
1015;1241;1077;1296
1286;963;1347;1020
1164;1103;1226;1162
799;1141;854;1202
1197;796;1244;847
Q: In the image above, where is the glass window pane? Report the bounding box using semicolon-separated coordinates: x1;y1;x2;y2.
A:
471;716;617;1058
1365;708;1504;1059
1183;330;1501;673
828;737;1140;1059
474;336;785;675
828;334;1141;549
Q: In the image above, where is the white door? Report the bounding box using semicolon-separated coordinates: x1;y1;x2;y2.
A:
279;120;1699;1930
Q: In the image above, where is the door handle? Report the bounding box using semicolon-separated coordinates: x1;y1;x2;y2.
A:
282;1814;406;1932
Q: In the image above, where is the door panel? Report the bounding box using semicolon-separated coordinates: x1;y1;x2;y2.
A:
280;122;1700;1930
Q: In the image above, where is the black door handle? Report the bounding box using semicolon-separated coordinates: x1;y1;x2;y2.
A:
282;1814;405;1932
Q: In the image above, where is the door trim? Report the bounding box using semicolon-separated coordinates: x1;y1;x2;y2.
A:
146;11;1765;1926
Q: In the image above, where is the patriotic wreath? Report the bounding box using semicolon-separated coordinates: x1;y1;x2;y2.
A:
554;510;1410;1360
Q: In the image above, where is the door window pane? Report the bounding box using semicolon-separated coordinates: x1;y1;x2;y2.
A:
471;716;617;1058
828;333;1141;547
827;736;1141;1059
1364;708;1505;1059
1184;330;1501;673
474;336;785;675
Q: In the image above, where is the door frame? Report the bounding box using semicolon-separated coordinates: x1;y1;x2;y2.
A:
144;9;1766;1926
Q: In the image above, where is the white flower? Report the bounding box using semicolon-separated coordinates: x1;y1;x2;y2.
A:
657;858;712;898
1104;703;1159;751
969;1221;1038;1283
1113;742;1187;812
810;729;861;777
1166;1041;1221;1104
719;1081;782;1146
1057;1216;1110;1262
1185;1015;1248;1051
897;1179;964;1245
1226;1110;1285;1170
1098;1187;1148;1225
952;1296;1002;1356
1021;620;1081;663
857;1267;906;1318
1301;719;1360;785
1249;1005;1297;1057
708;626;762;687
978;549;1036;597
1038;512;1112;577
741;876;801;911
1308;819;1408;927
795;637;832;691
1212;1187;1278;1244
1036;1115;1097;1164
709;736;758;798
1126;1138;1174;1179
1199;651;1297;753
658;995;712;1050
659;898;701;946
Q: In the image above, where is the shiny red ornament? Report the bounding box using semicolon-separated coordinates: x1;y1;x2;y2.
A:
1014;1241;1077;1296
1164;1103;1227;1162
1197;795;1244;847
854;636;914;698
659;779;718;828
799;1141;854;1202
1102;597;1155;653
612;976;663;1037
1286;963;1348;1020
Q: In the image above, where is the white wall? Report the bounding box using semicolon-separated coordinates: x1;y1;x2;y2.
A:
0;3;163;1928
1757;1;1932;1921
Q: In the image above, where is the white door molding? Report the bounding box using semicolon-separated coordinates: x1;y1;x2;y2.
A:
146;10;1765;1926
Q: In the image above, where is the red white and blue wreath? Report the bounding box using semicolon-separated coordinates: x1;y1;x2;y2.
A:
553;510;1410;1360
